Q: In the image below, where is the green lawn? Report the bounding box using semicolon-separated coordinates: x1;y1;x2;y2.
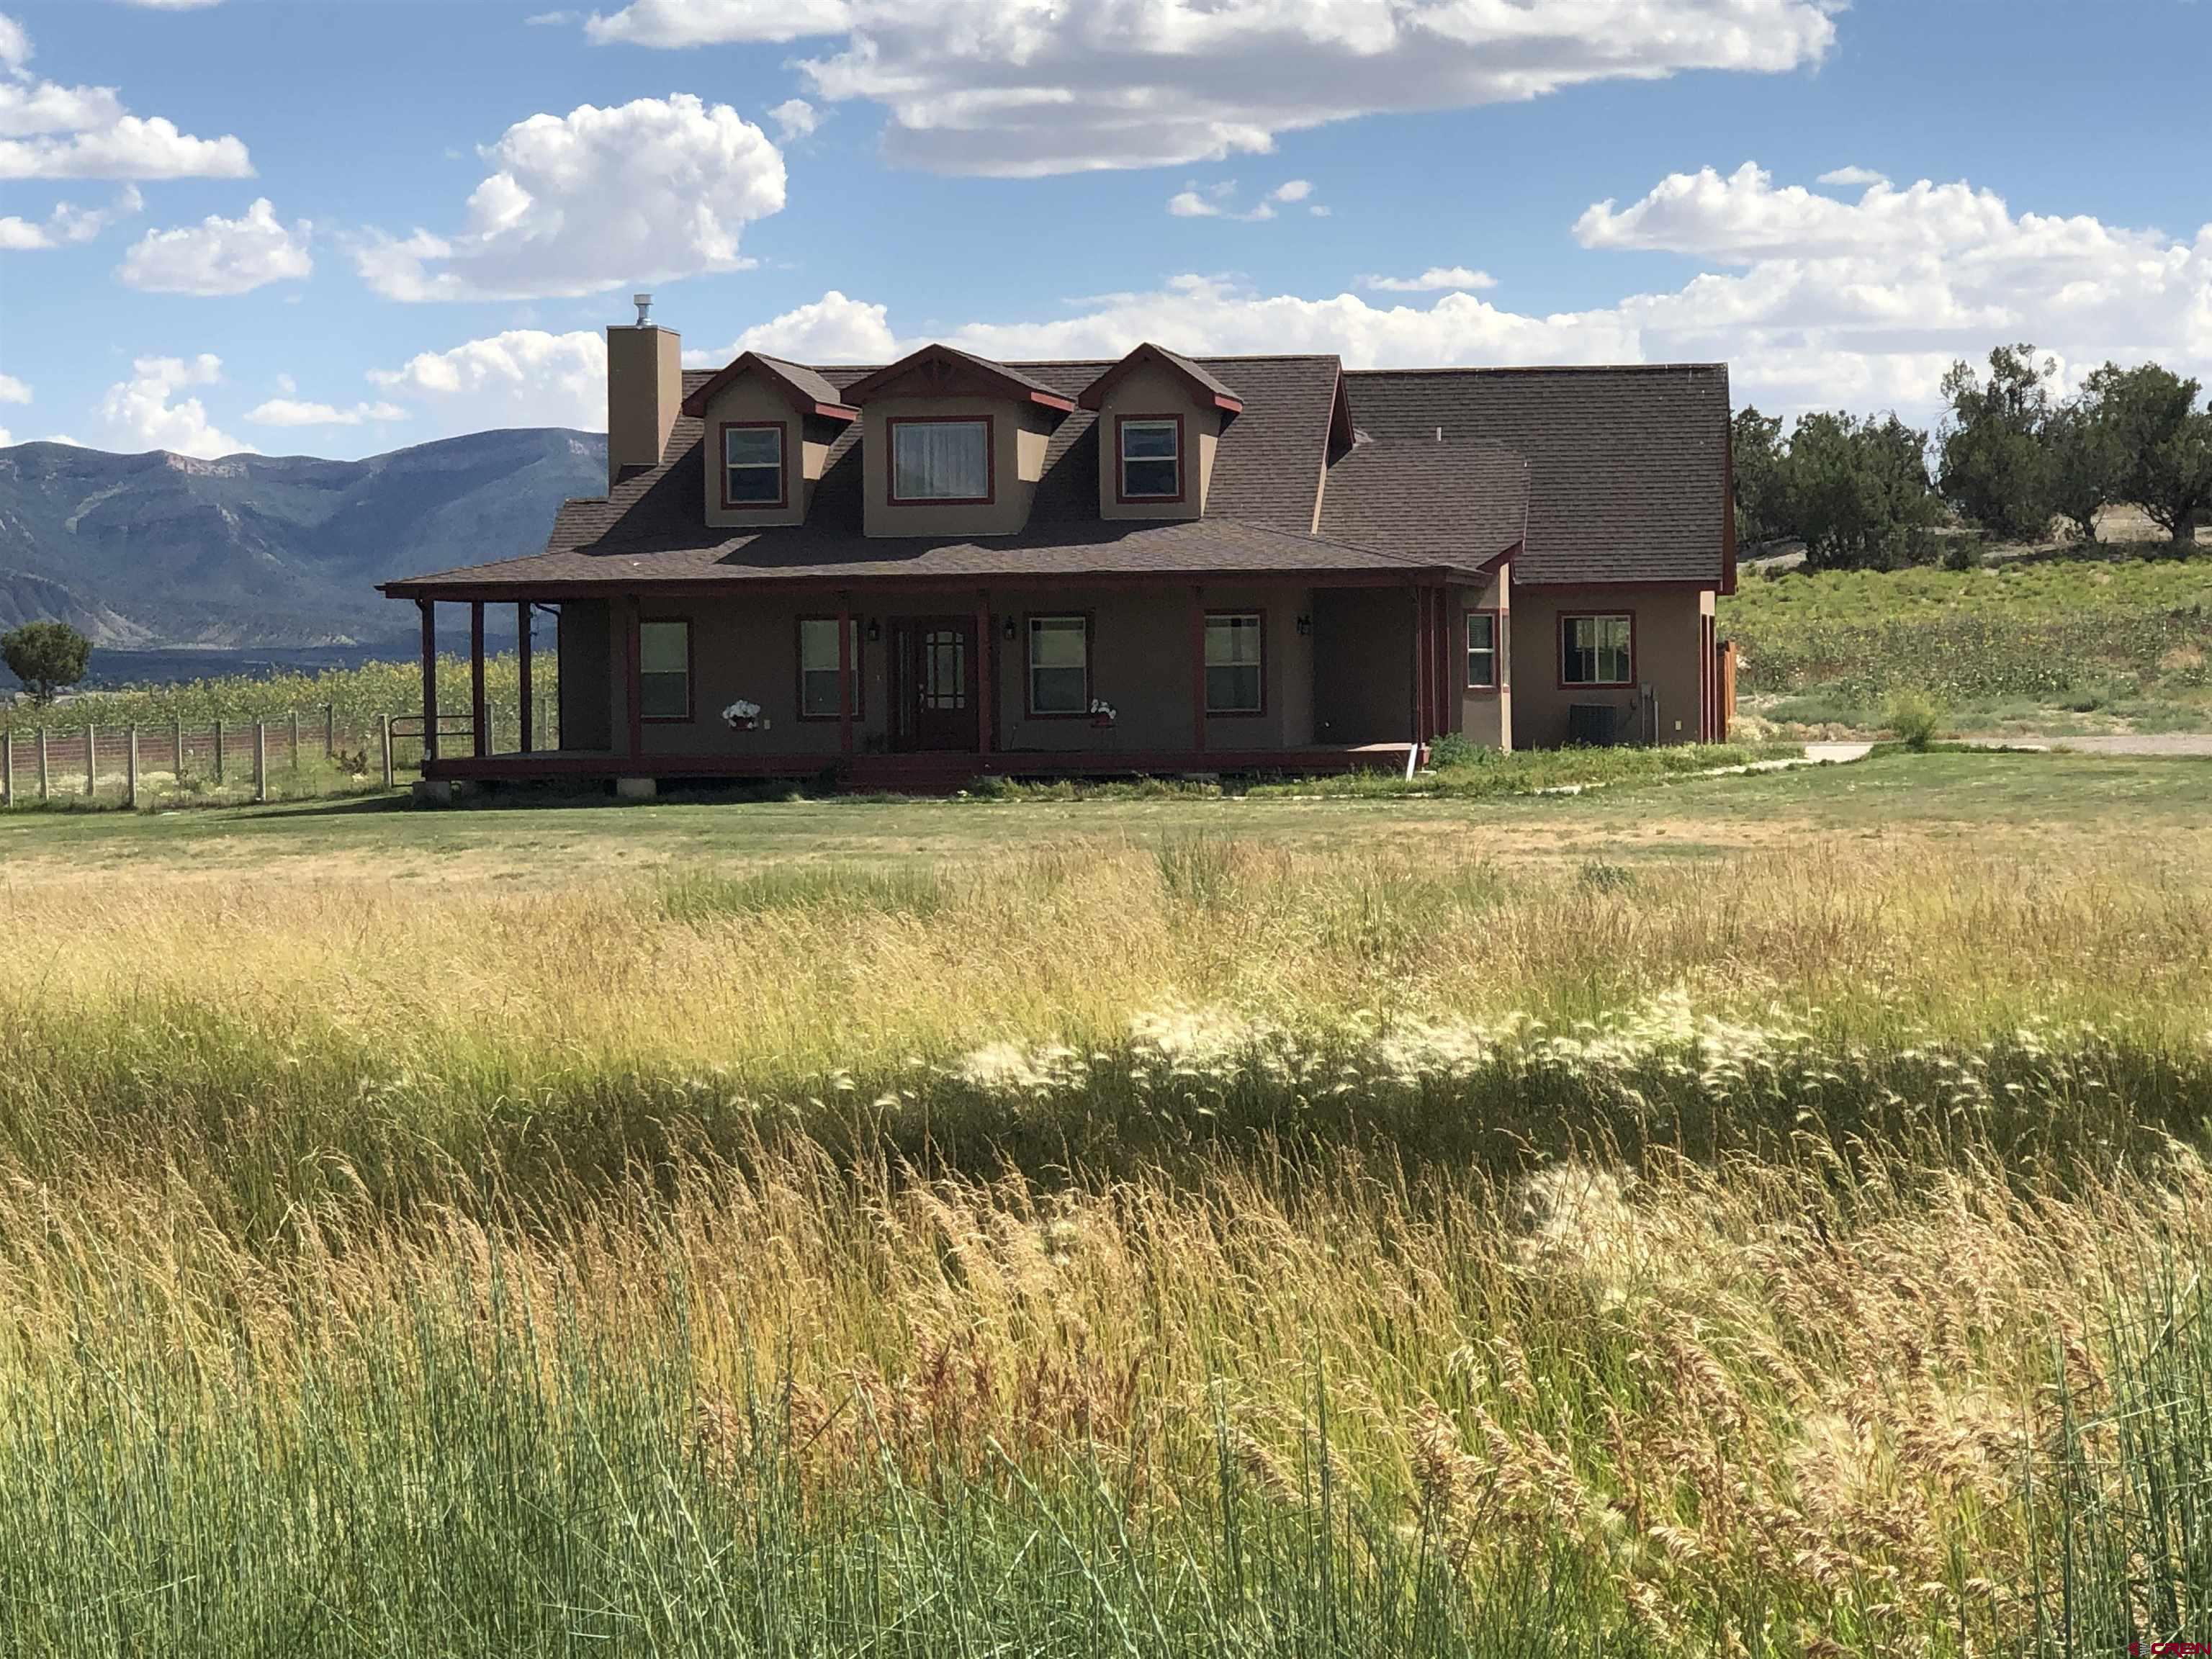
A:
3;748;2203;881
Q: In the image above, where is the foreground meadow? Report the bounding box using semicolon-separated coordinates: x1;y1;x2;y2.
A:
2;752;2210;1655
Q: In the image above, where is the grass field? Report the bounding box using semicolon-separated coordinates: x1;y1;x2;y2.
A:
2;750;2210;1655
1722;549;2212;734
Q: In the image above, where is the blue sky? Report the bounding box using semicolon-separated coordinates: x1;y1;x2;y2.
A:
1;0;2208;461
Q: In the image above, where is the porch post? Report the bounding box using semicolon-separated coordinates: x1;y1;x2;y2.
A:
1434;584;1455;738
837;597;854;757
1409;585;1426;742
418;599;439;765
624;594;644;763
974;590;993;757
470;601;488;757
1189;586;1207;754
517;601;534;753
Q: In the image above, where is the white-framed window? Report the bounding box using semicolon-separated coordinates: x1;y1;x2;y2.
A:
1027;615;1089;715
798;617;863;719
639;620;691;721
889;418;991;503
1118;417;1181;500
1561;613;1633;688
721;424;783;506
1467;611;1501;689
1204;612;1263;714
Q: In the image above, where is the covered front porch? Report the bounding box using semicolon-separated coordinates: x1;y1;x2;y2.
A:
406;572;1500;793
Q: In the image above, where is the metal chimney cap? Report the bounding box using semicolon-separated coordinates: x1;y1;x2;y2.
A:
633;292;654;326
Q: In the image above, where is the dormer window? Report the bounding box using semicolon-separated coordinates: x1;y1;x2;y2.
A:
721;423;785;508
1117;416;1182;502
889;416;992;504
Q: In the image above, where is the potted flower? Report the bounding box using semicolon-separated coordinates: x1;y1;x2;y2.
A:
721;699;769;732
1088;698;1118;729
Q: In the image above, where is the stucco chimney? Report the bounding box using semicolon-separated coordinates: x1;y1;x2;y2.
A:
606;294;682;490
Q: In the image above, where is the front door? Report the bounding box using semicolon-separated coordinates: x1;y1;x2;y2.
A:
890;617;979;751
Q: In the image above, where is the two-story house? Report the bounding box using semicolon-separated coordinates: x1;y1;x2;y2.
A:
381;300;1735;793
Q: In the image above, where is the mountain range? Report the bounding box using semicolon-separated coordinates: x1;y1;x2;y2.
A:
0;430;608;652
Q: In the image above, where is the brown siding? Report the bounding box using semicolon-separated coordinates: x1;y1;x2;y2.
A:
1509;584;1713;747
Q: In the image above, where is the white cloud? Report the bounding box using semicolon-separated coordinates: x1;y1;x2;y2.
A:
246;397;407;428
95;354;251;459
116;197;311;295
684;288;896;367
368;329;610;433
1818;165;1889;189
768;96;818;140
0;430;11;447
356;94;784;301
1166;184;1228;219
524;10;578;23
1269;179;1312;204
0;182;138;248
0;12;250;180
0;372;28;403
1360;266;1497;293
583;0;1835;176
1166;178;1312;222
122;0;225;9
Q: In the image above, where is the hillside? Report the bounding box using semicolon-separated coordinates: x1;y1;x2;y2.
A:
0;430;608;649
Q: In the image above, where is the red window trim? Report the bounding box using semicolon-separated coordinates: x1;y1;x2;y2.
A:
1113;412;1186;505
1202;608;1267;717
886;414;996;507
717;420;788;512
1465;607;1504;692
1557;610;1636;691
637;616;695;724
794;613;864;722
1022;611;1092;719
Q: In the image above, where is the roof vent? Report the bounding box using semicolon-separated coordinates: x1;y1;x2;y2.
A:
633;292;653;326
1435;426;1443;442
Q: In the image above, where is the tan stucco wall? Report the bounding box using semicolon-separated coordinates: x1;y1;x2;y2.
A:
1508;584;1714;748
861;394;1057;538
699;377;839;530
605;325;681;490
1092;361;1221;521
1459;566;1510;751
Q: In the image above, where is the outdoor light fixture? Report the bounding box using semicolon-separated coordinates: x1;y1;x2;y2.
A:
1296;613;1312;636
866;619;881;643
1003;617;1017;641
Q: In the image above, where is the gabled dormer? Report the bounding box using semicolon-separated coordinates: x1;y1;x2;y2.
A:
842;344;1076;539
1078;344;1244;521
680;352;859;529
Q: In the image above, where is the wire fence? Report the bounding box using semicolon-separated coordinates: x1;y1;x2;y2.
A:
0;698;560;810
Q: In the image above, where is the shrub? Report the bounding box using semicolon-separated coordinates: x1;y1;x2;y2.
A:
1426;731;1488;769
1884;689;1944;750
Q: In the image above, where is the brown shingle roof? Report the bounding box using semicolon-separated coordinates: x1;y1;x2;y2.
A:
1341;364;1730;586
1318;440;1527;566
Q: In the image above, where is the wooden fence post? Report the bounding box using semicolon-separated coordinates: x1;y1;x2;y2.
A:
37;727;48;803
255;723;268;804
214;718;226;786
85;725;96;798
1;724;12;809
173;715;184;778
126;725;138;809
325;702;336;758
380;714;394;791
289;711;301;771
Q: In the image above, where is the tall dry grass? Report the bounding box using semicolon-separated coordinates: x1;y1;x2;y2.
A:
1;829;2210;1651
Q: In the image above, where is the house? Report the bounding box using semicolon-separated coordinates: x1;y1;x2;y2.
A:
380;300;1735;794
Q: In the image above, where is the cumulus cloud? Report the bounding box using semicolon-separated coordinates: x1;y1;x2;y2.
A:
116;197;311;295
683;288;897;367
0;182;138;249
0;372;28;403
0;12;250;180
1818;165;1889;189
355;94;784;300
246;397;407;428
367;328;611;433
95;354;251;459
1360;265;1497;293
768;97;819;140
1167;178;1313;221
581;0;1835;176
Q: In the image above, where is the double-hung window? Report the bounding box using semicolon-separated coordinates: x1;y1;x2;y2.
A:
1204;612;1263;714
1027;616;1089;715
889;418;991;503
1118;417;1181;500
722;423;784;507
1560;614;1633;688
639;620;691;721
1466;611;1502;689
798;617;863;719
